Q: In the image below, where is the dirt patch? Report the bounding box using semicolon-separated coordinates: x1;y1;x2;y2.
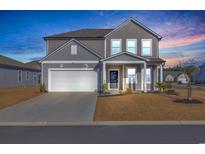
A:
0;86;42;109
94;89;205;121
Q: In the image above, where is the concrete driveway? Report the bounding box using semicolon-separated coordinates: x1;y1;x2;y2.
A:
0;92;97;122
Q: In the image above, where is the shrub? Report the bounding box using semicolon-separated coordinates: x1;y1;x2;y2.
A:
125;87;132;94
40;83;46;92
119;90;125;95
156;82;166;93
102;83;108;93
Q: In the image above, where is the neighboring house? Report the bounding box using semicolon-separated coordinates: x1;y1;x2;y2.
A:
164;71;189;84
0;55;41;88
193;63;205;84
40;18;165;92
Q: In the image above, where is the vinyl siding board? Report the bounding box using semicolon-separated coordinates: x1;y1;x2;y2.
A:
0;67;40;88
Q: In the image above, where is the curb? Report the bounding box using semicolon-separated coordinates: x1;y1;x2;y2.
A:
1;121;205;126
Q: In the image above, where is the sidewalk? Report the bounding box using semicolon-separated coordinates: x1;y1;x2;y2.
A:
1;121;205;126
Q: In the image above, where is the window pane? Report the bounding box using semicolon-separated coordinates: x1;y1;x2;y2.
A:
112;40;120;47
127;68;136;84
143;47;151;55
146;68;151;83
127;47;135;54
128;41;135;47
112;47;120;54
112;40;121;54
143;40;151;47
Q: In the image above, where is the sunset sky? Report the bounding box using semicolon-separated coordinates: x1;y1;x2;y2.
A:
0;10;205;67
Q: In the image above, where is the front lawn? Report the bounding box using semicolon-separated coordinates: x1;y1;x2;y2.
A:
94;89;205;121
0;86;42;109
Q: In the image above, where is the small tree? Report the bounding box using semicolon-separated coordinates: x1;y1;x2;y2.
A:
176;54;198;102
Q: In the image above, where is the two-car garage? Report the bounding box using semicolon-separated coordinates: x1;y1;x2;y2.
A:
48;69;98;92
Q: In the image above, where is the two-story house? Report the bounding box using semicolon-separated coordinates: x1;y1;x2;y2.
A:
40;18;165;92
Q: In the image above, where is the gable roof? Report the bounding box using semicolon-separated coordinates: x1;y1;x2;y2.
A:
164;71;185;79
101;52;148;62
43;18;162;40
105;18;162;40
0;55;40;71
40;38;102;62
25;61;41;70
44;29;113;40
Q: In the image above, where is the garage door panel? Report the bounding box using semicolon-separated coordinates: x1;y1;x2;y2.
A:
49;70;97;92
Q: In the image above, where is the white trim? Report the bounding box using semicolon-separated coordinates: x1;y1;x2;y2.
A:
122;64;125;90
126;39;137;54
40;38;102;62
105;61;144;64
105;18;162;39
160;64;163;82
104;39;106;58
108;69;120;90
42;60;99;64
103;62;106;84
141;39;152;56
41;63;43;84
111;39;122;55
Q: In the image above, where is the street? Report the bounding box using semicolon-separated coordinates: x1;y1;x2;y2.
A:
0;125;205;144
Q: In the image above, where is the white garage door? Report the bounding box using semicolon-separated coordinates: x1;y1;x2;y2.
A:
49;70;98;92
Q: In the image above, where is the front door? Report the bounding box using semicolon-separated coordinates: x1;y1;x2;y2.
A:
109;70;118;89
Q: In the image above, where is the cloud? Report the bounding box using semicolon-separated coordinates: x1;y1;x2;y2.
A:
160;34;205;49
160;40;205;67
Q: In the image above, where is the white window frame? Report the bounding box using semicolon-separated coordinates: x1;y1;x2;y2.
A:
18;70;22;82
26;71;29;80
126;67;137;84
126;39;137;54
71;45;77;55
141;39;152;56
111;39;122;55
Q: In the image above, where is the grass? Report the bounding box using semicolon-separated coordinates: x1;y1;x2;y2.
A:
94;89;205;121
0;86;42;109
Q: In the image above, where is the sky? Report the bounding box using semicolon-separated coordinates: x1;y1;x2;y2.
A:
0;10;205;67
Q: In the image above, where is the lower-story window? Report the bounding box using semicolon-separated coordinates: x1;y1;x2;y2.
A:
127;68;136;84
141;68;151;84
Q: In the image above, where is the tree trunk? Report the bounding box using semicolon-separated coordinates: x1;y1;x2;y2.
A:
187;82;192;102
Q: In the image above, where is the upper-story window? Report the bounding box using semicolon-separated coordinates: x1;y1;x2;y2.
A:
111;39;121;55
126;39;137;54
71;45;77;55
142;39;152;56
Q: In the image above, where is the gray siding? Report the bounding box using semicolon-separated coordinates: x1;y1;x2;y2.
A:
45;41;100;61
79;40;104;58
105;21;159;58
42;63;100;91
47;40;68;54
0;67;40;88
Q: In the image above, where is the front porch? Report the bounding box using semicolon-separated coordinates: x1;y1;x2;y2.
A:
102;61;163;92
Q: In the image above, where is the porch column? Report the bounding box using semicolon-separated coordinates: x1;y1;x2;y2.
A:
103;61;106;84
160;64;163;82
122;64;125;90
143;62;147;92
